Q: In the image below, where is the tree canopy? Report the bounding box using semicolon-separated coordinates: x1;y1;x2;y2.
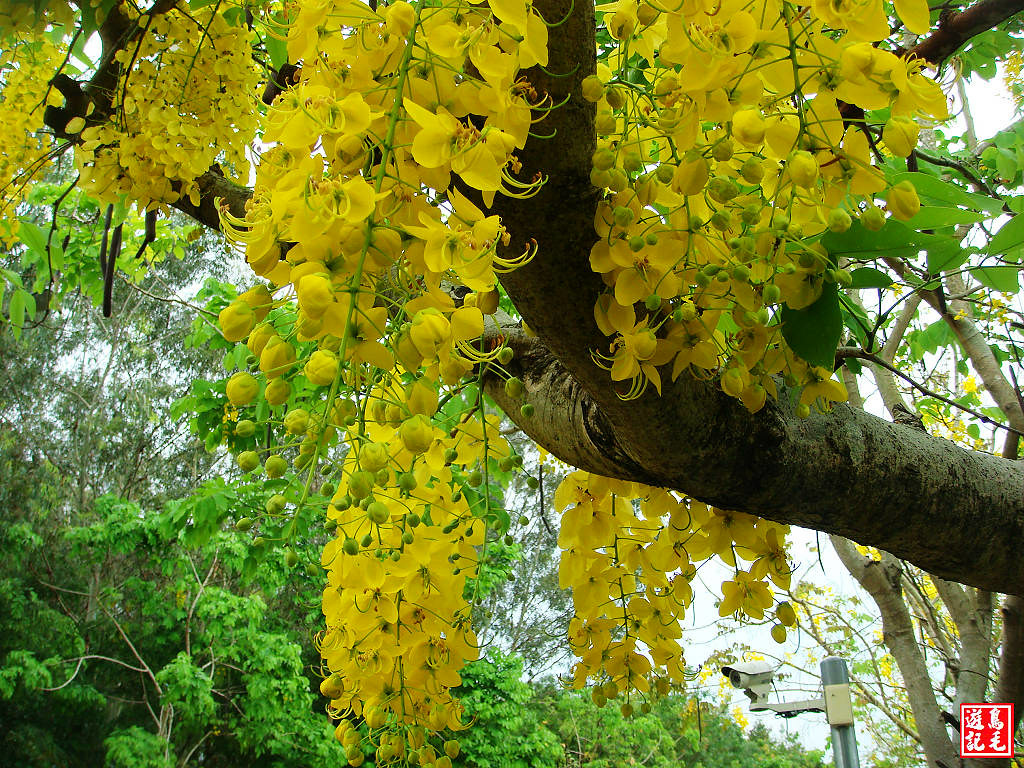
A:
3;0;1024;762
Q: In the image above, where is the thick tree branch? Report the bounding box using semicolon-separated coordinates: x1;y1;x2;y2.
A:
169;170;250;231
907;0;1024;66
485;328;1024;596
78;0;1024;597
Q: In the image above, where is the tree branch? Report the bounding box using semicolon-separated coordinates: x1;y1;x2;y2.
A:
485;327;1024;596
906;0;1024;66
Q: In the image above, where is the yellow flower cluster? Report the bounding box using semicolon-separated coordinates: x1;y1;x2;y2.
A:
0;28;62;246
214;0;549;754
317;381;512;764
586;0;946;409
74;3;258;207
554;470;798;707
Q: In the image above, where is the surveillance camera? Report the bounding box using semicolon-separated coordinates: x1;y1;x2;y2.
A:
720;661;775;708
720;661;775;690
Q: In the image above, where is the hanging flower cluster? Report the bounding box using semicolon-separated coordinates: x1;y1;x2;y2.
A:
554;470;799;713
0;25;63;246
216;0;545;760
585;0;945;409
73;3;259;207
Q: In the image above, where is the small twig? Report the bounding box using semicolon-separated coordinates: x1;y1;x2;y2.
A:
116;273;217;317
911;148;1005;205
836;346;1024;436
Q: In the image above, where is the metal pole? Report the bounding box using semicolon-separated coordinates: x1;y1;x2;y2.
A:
821;657;860;768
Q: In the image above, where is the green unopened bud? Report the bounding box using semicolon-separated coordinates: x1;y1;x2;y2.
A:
740;157;764;184
612;206;635;227
505;377;525;399
592;147;616;170
712;138;734;162
581;75;605;102
605;85;626;110
707;176;739;203
827;208;852;233
861;204;886;231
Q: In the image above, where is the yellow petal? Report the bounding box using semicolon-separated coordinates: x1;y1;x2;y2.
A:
450;306;484;341
894;0;930;34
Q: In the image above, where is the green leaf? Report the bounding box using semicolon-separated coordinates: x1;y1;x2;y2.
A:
969;265;1020;293
986;215;1024;261
823;219;919;260
849;267;893;289
781;281;842;369
995;147;1019;181
8;288;33;337
840;297;870;348
889;171;1003;214
919;320;957;354
926;239;973;274
266;34;288;70
266;12;289;69
906;206;987;229
17;221;48;258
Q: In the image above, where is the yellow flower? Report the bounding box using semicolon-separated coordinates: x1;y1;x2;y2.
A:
260;336;297;379
812;0;888;41
400;415;435;454
883;117;920;157
218;300;255;342
305;349;339;387
799;366;848;407
226;372;259;407
719;570;774;619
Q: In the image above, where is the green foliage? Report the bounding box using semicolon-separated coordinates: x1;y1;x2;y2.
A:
104;727;173;768
0;424;342;767
781;282;842;369
534;684;824;768
454;651;565;768
449;651;824;768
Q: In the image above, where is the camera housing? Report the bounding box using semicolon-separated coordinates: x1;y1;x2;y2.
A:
720;661;775;709
721;660;774;689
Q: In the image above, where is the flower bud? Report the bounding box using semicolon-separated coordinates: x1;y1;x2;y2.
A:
787;150;818;188
226;372;260;407
732;109;766;147
219;300;255;343
882;116;920;157
400;414;434;454
304;349;339;387
887;180;920;221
